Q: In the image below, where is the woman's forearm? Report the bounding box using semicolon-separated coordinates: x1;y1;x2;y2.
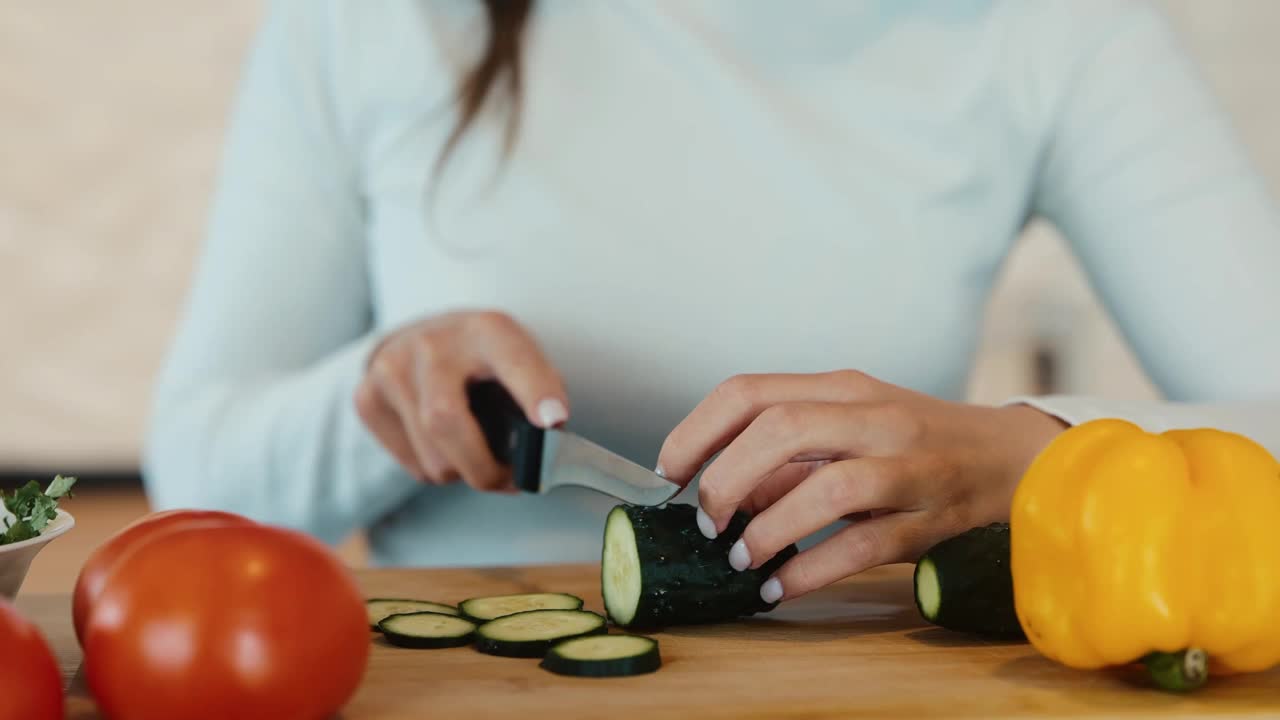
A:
142;334;419;545
1009;395;1280;458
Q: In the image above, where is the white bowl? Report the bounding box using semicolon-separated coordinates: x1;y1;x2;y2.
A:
0;509;75;600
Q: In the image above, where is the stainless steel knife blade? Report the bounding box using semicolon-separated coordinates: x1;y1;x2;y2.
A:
536;430;683;506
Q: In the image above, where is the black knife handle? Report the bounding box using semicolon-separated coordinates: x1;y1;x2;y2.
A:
466;380;545;493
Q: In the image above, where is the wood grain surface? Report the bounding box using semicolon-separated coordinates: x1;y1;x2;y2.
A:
18;563;1280;719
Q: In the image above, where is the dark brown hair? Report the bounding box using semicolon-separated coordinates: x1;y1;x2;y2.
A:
435;0;535;178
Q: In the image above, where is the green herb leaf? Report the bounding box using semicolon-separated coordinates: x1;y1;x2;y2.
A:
26;494;57;532
5;481;44;520
45;475;76;499
1;520;38;544
0;475;76;546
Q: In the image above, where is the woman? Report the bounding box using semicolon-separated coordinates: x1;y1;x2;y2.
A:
144;0;1280;604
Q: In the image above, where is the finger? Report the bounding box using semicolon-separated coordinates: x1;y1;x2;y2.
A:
699;402;907;533
736;458;912;571
760;512;926;603
657;370;880;484
354;379;428;481
370;360;455;483
414;359;511;492
739;460;827;517
469;313;570;429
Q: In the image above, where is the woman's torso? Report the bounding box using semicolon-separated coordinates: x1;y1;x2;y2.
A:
345;0;1060;565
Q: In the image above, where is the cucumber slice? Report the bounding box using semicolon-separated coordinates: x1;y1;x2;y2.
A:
913;523;1024;638
601;504;798;629
365;598;459;629
541;634;661;678
459;592;584;622
378;611;477;649
474;609;607;658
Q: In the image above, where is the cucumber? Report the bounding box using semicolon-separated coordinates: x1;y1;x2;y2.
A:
913;523;1024;638
378;611;477;649
365;598;459;629
475;609;607;658
601;503;798;629
459;592;585;622
541;634;661;678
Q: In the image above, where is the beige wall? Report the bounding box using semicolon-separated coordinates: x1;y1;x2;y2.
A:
1;0;263;468
2;1;1278;469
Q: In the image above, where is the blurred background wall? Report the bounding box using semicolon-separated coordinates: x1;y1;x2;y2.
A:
2;0;1279;478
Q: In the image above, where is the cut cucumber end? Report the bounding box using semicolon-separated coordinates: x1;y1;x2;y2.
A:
541;634;661;678
600;503;798;629
459;592;584;622
914;557;941;621
910;523;1023;638
602;506;642;626
365;598;459;629
378;611;477;649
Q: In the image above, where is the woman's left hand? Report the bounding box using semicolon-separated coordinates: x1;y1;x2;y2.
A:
655;370;1066;604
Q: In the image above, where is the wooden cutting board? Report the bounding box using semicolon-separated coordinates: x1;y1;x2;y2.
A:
22;563;1280;719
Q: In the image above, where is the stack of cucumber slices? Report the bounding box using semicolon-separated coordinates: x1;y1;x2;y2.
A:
364;503;802;679
367;592;661;678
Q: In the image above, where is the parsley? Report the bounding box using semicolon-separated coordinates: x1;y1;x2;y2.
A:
1;475;76;546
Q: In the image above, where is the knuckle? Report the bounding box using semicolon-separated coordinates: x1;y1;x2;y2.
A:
714;374;757;409
862;460;903;498
411;334;450;367
833;369;873;395
877;402;924;446
785;558;821;596
933;500;972;537
429;466;459;486
352;381;380;422
743;520;780;558
843;527;884;567
759;403;805;440
469;310;518;335
884;522;923;564
369;352;405;386
699;479;731;512
417;397;462;430
465;466;505;492
818;465;857;512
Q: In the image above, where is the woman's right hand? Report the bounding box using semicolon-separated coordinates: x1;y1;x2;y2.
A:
353;311;568;491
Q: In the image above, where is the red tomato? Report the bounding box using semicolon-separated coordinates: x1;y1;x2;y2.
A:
84;523;369;720
0;599;64;720
72;509;254;645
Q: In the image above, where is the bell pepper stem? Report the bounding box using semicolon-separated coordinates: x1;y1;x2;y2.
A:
1143;648;1208;692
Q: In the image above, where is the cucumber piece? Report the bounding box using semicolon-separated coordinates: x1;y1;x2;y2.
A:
913;523;1024;638
378;611;477;649
474;609;607;658
459;592;584;622
365;598;459;629
541;634;661;678
601;503;798;629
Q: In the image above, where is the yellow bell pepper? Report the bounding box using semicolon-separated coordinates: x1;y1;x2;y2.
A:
1010;418;1280;691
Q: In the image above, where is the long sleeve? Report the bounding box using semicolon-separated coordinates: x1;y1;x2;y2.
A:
141;0;418;544
1012;1;1280;455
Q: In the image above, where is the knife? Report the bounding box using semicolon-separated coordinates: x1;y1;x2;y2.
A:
467;381;683;506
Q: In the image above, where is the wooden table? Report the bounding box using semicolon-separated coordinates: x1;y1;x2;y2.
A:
19;563;1279;719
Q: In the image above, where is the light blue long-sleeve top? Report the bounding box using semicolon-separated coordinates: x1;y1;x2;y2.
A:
143;0;1280;567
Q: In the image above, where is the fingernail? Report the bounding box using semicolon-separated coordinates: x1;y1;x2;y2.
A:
696;506;717;539
728;539;751;571
654;464;667;478
760;577;784;604
537;398;568;428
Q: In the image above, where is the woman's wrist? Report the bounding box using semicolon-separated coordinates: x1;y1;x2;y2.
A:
988;403;1069;510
